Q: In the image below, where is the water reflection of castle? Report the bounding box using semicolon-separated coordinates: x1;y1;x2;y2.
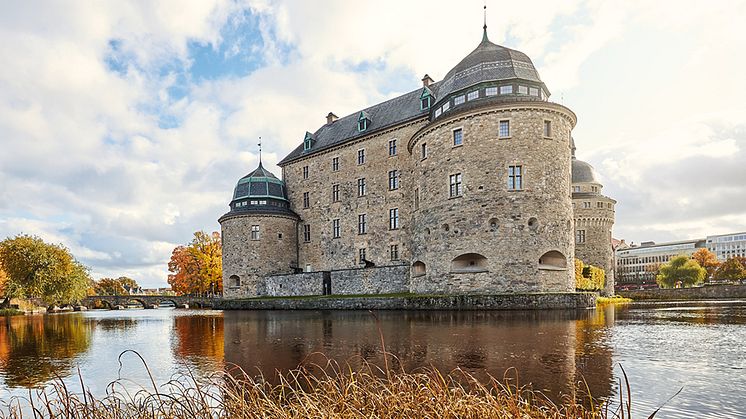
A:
223;309;616;401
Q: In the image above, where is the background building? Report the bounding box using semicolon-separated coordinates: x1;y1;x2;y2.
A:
615;239;706;289
706;232;746;261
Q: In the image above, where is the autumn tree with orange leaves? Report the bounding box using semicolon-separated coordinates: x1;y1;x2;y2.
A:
691;248;720;280
167;231;222;296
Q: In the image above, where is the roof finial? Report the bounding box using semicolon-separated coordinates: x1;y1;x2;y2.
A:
482;2;489;42
258;137;263;166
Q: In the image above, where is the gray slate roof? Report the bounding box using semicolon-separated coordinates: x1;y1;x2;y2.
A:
279;86;434;165
434;37;544;103
572;158;601;184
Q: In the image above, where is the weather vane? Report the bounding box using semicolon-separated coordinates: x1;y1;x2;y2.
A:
258;137;262;164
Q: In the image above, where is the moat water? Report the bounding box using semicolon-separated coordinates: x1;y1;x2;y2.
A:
0;302;744;418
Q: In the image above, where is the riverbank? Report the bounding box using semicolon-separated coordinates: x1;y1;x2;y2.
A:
1;362;619;419
618;284;746;301
215;292;597;310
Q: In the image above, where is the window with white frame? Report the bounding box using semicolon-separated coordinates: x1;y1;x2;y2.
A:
250;225;260;240
435;108;442;118
449;173;462;197
499;85;513;94
389;139;397;156
454;95;465;105
357;149;365;165
467;90;478;101
529;87;539;96
442;102;450;112
508;165;522;190
388;170;399;190
332;157;339;171
518;85;528;94
499;120;510;138
453;128;463;146
486;87;498;96
358;214;367;234
332;219;340;238
389;208;399;230
390;244;399;261
357;178;366;196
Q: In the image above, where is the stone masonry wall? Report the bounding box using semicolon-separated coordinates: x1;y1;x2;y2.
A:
282;117;428;272
330;265;410;295
408;103;577;294
573;195;615;295
221;213;298;298
266;272;324;296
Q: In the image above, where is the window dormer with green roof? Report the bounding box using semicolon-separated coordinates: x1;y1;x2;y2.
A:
303;131;315;151
420;86;434;110
358;111;371;132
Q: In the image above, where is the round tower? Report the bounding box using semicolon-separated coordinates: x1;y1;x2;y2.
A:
408;30;577;294
219;162;298;298
571;141;616;295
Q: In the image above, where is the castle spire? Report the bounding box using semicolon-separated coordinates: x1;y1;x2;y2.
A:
482;3;489;42
258;137;263;166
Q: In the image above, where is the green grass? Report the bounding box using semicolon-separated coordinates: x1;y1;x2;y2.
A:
596;295;632;305
0;308;25;316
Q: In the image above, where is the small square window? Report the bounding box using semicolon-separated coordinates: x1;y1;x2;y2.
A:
518;85;528;95
499;85;513;94
467;91;478;101
435;108;442;118
454;95;465;105
442;102;450;112
485;87;498;96
529;87;539;96
453;128;463;146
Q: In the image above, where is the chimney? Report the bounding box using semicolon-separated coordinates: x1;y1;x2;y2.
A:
326;112;338;124
421;74;434;87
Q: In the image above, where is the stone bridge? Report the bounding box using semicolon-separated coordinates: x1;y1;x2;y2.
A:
80;295;216;309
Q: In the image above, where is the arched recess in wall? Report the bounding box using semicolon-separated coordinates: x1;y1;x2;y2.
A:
229;275;241;287
538;251;567;269
451;253;488;273
412;261;426;277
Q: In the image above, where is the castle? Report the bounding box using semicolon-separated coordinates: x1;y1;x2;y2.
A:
219;27;616;299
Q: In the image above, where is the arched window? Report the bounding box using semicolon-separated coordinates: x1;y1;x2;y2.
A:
412;261;426;277
451;253;488;273
229;275;240;287
538;251;567;269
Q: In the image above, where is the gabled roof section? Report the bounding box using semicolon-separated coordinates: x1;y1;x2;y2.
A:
279;84;436;165
420;86;434;99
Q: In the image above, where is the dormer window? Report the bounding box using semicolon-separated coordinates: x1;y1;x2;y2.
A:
303;132;315;151
358;111;371;132
420;87;434;110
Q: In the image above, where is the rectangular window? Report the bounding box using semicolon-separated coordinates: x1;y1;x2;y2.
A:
250;225;260;240
499;85;513;94
543;120;552;138
358;214;367;234
421;97;430;109
388;170;399;190
332;184;340;202
357;149;365;165
389;139;397;156
454;95;465;105
597;201;604;208
303;224;311;242
467;90;478;101
453;128;463;146
573;186;581;192
508;165;522;190
303;165;309;179
529;87;539;96
434;108;442;118
499;120;510;138
576;230;586;244
421;143;428;159
389;208;399;230
332;157;339;171
518;85;528;94
332;219;340;238
357;178;366;197
303;192;310;208
583;201;591;208
390;244;399;261
414;188;420;210
449;173;462;197
359;248;367;264
486;87;498;96
442;102;450;112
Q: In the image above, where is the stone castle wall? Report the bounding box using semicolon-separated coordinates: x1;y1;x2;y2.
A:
265;272;325;297
221;213;298;298
407;103;576;294
573;196;615;295
331;265;410;295
282;118;428;272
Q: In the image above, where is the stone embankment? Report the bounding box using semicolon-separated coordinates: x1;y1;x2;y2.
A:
215;292;596;310
618;284;746;301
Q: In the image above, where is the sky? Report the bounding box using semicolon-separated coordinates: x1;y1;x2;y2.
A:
1;0;745;287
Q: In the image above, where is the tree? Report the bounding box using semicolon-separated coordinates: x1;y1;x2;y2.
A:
575;259;606;291
117;276;139;292
712;257;746;283
0;235;91;304
691;248;720;279
94;277;127;295
656;255;706;288
168;231;223;296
